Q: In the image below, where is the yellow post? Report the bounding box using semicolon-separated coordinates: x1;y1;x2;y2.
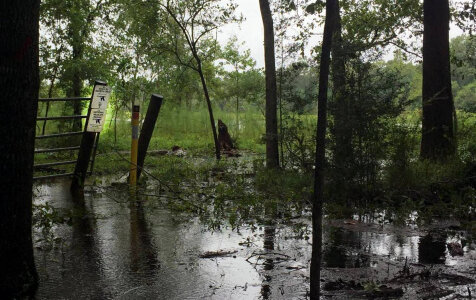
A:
130;102;140;187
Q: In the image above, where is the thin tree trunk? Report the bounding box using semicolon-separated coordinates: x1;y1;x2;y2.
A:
196;60;221;160
310;0;338;298
72;60;83;131
420;0;455;160
162;4;221;160
70;61;83;144
42;65;59;135
236;95;239;137
279;35;285;168
0;0;40;297
259;0;280;169
70;1;84;133
235;67;239;138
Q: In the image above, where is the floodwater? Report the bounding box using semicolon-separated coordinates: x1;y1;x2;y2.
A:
33;178;475;299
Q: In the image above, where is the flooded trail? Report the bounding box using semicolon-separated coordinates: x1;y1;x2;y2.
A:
33;179;475;299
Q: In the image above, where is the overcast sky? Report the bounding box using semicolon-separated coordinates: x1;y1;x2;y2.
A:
217;0;465;69
218;0;266;67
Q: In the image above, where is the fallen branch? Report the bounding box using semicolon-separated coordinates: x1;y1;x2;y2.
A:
199;249;238;258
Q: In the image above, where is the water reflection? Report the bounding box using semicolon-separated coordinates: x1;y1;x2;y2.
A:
418;231;447;264
54;192;108;298
323;227;370;268
33;180;475;299
261;225;275;299
129;196;160;276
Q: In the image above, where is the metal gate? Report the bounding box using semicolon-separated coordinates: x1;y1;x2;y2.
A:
33;93;100;181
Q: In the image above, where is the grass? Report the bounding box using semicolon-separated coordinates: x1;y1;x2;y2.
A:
33;102;476;230
99;104;267;154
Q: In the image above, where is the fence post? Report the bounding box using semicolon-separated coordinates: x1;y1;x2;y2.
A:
129;101;140;187
71;80;106;193
137;94;163;180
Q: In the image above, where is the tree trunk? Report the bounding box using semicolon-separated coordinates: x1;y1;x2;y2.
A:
196;60;221;160
235;68;240;138
42;65;59;135
259;0;280;169
69;0;84;133
279;37;285;168
310;0;338;299
421;0;455;160
0;0;40;297
71;44;84;132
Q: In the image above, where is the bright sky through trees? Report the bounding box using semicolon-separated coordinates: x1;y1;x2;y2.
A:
219;0;464;68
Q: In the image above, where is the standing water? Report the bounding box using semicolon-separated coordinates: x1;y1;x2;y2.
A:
33;179;475;299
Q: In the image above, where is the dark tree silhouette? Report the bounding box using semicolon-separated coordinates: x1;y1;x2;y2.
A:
310;0;338;299
421;0;455;160
259;0;280;168
0;0;40;297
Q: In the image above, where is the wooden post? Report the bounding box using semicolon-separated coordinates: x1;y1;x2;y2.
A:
71;80;106;194
137;94;163;180
129;101;140;187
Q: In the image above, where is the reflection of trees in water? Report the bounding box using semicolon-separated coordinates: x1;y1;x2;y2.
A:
70;193;107;297
418;232;446;264
261;225;275;300
129;197;160;276
323;227;370;268
387;234;418;261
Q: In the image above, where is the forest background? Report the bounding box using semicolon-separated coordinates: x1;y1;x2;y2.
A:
36;0;476;221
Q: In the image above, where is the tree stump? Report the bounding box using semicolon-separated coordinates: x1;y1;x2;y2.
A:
218;120;240;157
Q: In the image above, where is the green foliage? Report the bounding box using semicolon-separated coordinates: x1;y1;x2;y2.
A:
451;35;476;88
280;113;316;169
279;61;317;114
304;0;423;58
40;0;115;94
327;57;412;204
33;203;71;247
215;36;264;115
456;111;476;162
97;104;266;154
142;155;312;229
386;51;422;108
455;81;476;113
339;0;422;53
35;0;476;232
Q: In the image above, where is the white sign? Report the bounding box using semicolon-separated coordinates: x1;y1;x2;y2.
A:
87;85;112;132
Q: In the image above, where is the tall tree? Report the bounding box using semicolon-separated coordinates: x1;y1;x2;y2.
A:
310;0;338;298
160;0;241;160
259;0;280;168
421;0;455;160
41;0;109;131
0;0;40;297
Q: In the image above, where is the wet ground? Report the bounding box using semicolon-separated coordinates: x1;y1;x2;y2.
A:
33;178;475;299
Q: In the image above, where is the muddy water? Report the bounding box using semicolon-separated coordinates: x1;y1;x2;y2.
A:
33;179;475;299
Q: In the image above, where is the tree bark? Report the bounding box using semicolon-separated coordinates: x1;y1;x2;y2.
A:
259;0;280;169
196;60;221;160
0;0;40;297
67;0;85;133
71;39;84;132
421;0;455;160
310;0;338;299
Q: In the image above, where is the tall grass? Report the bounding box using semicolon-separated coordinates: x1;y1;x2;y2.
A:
99;103;267;153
